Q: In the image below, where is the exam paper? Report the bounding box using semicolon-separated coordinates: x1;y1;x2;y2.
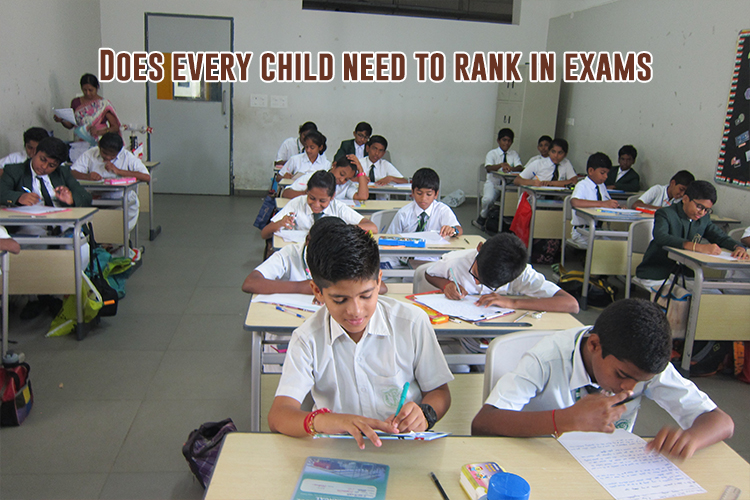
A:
709;250;740;261
251;293;321;312
558;430;705;500
398;230;449;245
3;206;71;215
412;294;513;322
53;107;75;123
276;229;307;243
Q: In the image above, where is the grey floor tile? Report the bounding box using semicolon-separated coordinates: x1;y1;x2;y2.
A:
113;285;195;316
99;472;204;500
168;314;251;351
70;314;182;351
0;473;108;500
184;286;250;316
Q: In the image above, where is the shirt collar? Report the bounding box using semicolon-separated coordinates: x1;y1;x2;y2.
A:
411;200;435;218
326;300;391;344
570;327;596;391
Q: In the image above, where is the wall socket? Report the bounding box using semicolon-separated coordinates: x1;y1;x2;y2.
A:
270;95;288;108
250;94;267;107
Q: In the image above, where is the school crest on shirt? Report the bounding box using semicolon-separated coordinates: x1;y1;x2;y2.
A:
382;386;401;408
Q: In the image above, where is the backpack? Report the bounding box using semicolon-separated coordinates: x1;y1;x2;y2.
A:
557;265;616;307
182;418;237;488
1;362;34;426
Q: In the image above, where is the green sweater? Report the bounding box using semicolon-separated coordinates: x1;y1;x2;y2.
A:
635;201;739;280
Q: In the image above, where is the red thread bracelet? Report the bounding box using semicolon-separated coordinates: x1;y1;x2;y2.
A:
303;408;331;436
552;409;560;438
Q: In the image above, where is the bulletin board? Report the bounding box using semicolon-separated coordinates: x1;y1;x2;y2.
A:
716;30;750;189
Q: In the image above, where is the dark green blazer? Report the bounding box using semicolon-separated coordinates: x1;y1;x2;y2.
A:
606;167;640;192
0;160;92;207
334;139;356;162
635;201;739;280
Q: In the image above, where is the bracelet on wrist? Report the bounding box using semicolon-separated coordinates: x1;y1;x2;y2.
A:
303;408;331;435
356;171;367;178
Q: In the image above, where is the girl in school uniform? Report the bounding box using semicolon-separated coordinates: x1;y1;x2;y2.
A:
277;131;331;179
281;155;369;201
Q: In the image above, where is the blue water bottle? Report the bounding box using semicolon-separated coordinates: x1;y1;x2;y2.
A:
486;471;530;500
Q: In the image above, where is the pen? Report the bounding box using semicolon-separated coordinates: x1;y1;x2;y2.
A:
514;311;530;323
394;381;409;416
22;187;32;193
448;268;461;293
429;472;451;500
275;305;304;319
463;237;470;245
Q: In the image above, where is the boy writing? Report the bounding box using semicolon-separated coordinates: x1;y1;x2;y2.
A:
268;222;453;449
605;145;641;192
0;127;49;171
632;170;694;210
570;152;621;247
475;128;523;229
514;138;578;188
334;122;371;161
472;299;734;459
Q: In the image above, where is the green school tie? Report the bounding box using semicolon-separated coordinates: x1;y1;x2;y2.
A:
416;212;428;232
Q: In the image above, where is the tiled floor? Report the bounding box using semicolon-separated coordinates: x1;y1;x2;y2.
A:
1;194;748;499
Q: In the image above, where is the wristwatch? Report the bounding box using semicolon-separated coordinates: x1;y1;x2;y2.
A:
418;403;437;430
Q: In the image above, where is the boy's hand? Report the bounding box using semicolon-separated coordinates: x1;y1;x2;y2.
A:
386;402;427;433
104;162;121;175
603;199;620;209
346;154;363;171
89;172;103;181
55;186;73;205
439;225;457;238
561;391;631;433
696;243;722;255
280;214;295;229
18;192;41;206
645;427;699;459
476;293;512;308
314;412;398;450
732;246;749;260
443;281;467;300
500;163;512;173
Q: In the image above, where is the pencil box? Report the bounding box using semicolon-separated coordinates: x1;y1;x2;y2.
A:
103;177;137;185
378;237;425;247
460;461;505;500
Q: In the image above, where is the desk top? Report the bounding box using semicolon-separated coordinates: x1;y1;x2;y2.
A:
205;432;749;500
273;233;484;252
79;179;142;191
666;246;750;269
276;198;409;214
143;161;160;169
575;207;653;222
0;207;98;224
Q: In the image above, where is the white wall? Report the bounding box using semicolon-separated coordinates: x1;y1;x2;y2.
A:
548;0;750;221
0;0;101;154
98;0;556;193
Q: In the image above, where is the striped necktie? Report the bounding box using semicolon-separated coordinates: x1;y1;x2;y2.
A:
416;212;428;232
551;163;559;181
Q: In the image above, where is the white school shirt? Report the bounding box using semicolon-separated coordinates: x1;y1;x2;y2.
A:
743;226;750;239
0;225;10;239
278;153;330;177
427;248;560;297
354;142;366;158
638;184;674;207
0;151;28;169
485;327;717;432
518;157;576;182
360;157;404;181
275;296;454;420
276;136;304;163
270;194;364;232
387;200;460;234
289;171;359;200
484;148;522;183
524;154;545;166
255;242;310;281
29;166;61;207
570;176;610;227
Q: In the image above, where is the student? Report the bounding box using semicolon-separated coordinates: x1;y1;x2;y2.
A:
472;299;734;459
523;135;553;166
635;180;748;284
0;127;49;171
275;121;317;166
632;170;695;210
514;138;578;187
71;133;150;257
426;232;579;313
360;135;407;186
334;121;372;162
606;145;641;192
261;171;377;240
283;155;369;201
267;222;453;448
474;128;523;229
0;226;21;255
277;131;331;179
570;152;621;247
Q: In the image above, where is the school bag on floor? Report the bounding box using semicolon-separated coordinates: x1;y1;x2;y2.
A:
183;418;237;488
1;362;34;426
556;265;616;307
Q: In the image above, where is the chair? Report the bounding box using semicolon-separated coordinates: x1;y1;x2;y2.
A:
370;209;399;233
413;263;440;294
476;163;486;218
482;331;556;401
625;194;641;209
625;218;654;297
560;195;587;267
729;227;746;241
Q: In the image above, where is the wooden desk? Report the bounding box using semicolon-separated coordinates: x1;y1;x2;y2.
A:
276;198;409;215
273;233;484;255
243;294;582;432
143;161;161;240
80;180;143;250
0;207;98;340
665;247;750;375
205;433;750;500
519;186;570;258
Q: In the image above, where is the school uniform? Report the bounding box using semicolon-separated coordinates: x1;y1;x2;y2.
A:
524;154;544;166
387;200;461;264
71;146;149;231
518;157;577;182
606;166;640;192
0;160;92;209
0;151;28;169
270;194;364;232
480;148;523;217
334;139;366;161
276;136;304;164
278;153;330;178
360;157;404;183
255;242;310;282
289;171;359;200
275;296;454;420
485;327;717;432
638;184;675;207
570;176;611;247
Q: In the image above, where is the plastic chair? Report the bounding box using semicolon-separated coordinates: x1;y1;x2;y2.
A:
560;195;587;267
625;194;641;209
482;331;556;401
729;227;746;241
476;163;486;218
370;209;399;233
625;218;655;297
413;263;441;294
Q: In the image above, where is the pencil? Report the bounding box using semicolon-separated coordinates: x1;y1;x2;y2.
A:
429;472;450;500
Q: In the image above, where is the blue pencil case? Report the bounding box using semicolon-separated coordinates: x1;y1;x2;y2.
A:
378;237;426;248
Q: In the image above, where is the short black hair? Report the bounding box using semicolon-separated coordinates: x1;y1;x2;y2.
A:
354;122;372;135
538;135;552;145
309;215;346;241
333;156;357;175
298;121;317;135
593;299;671;374
98;132;124;152
551;138;569;154
586;152;612;172
618;144;637;160
23;127;48;145
35;137;69;163
671;170;695;187
307;222;380;288
497;128;514;141
305;130;327;154
411;167;440;192
476;233;528;289
80;73;99;88
368;135;388;150
685;180;717;204
307;170;336;197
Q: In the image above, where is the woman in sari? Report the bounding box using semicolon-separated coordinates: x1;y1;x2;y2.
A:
55;73;121;150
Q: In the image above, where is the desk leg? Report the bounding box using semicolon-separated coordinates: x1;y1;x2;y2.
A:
680;265;704;377
123;190;131;252
74;220;86;341
498;177;507;228
2;252;8;357
527;192;536;262
581;219;596;310
148;180;161;241
250;330;262;432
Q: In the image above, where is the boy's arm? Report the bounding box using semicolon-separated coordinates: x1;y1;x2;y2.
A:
105;162;151;182
348;155;370;200
357;218;378;233
645;408;734;459
0;238;21;254
375;175;408;185
631;199;660;210
59;167;92;207
475;289;579;313
281;188;305;199
425;271;467;300
570;197;620;209
241;270;312;294
387;383;451;433
260;216;293;240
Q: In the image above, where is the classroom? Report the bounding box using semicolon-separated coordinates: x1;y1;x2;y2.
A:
1;1;749;499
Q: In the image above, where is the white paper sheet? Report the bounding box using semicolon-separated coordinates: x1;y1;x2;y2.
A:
558;430;705;500
3;206;70;215
369;182;412;189
53;107;75;123
398;230;449;245
594;208;642;216
710;250;740;261
251;293;321;312
276;229;307;243
412;294;513;322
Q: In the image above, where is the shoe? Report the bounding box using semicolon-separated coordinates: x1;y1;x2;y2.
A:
471;216;487;231
20;300;45;320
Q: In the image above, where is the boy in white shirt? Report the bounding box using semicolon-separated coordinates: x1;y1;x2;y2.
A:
472;299;734;460
514;138;578;188
523;135;552;166
570;152;621;247
360;135;407;185
277;131;330;179
632;170;694;210
474;128;523;230
0;127;48;171
275;121;317;166
268;222;453;448
283;156;369;201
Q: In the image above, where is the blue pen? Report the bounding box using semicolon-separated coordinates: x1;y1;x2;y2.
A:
448;268;461;293
22;187;32;193
395;381;410;415
275;305;304;319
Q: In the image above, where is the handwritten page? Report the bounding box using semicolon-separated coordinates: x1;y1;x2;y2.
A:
558;430;705;500
252;293;321;312
412;294;513;322
399;230;449;245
